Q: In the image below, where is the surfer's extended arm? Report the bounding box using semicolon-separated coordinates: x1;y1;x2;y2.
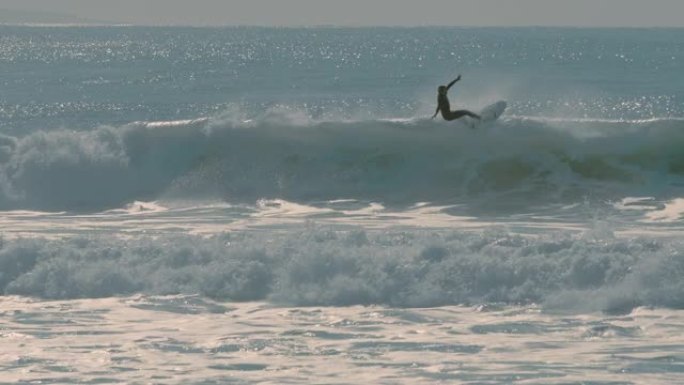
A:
431;106;440;119
446;75;462;91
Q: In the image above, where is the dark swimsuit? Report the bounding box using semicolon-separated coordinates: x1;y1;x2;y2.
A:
438;94;477;121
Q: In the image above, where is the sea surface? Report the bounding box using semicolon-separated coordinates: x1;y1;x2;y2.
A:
1;26;684;384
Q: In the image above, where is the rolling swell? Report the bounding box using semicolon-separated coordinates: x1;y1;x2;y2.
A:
1;113;683;211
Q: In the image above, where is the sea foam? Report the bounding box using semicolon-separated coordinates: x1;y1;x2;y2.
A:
1;226;682;313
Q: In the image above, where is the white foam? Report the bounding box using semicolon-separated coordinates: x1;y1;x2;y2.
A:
0;224;681;313
645;198;684;222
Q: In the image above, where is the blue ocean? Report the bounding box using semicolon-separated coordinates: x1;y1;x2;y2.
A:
1;26;684;384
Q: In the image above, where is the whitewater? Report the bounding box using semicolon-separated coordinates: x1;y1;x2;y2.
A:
1;26;684;384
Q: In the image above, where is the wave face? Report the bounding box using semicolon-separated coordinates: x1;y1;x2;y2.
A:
0;226;681;313
1;115;684;211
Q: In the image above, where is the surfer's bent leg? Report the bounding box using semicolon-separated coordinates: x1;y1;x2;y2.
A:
451;110;481;120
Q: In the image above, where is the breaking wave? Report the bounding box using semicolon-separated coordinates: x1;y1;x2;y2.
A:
1;112;684;211
1;226;682;313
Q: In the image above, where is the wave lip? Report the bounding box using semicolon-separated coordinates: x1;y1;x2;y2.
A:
0;113;684;211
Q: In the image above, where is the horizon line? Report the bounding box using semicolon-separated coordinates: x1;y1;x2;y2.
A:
2;22;684;29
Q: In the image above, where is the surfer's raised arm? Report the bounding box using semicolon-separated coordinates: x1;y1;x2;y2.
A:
446;75;462;91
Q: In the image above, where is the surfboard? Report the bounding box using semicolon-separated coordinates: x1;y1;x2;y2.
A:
142;117;209;129
479;101;507;123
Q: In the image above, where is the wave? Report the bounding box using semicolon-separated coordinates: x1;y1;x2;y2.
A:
1;112;684;211
1;226;682;313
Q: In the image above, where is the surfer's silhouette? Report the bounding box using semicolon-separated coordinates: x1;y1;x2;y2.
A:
431;75;481;121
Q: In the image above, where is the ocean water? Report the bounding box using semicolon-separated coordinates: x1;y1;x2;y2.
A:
1;26;684;384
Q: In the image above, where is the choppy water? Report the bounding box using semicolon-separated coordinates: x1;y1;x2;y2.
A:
3;296;684;385
1;26;684;384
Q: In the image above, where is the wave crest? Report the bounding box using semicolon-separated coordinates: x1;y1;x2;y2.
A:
1;114;683;211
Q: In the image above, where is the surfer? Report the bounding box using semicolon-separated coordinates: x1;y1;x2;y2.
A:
431;75;481;121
